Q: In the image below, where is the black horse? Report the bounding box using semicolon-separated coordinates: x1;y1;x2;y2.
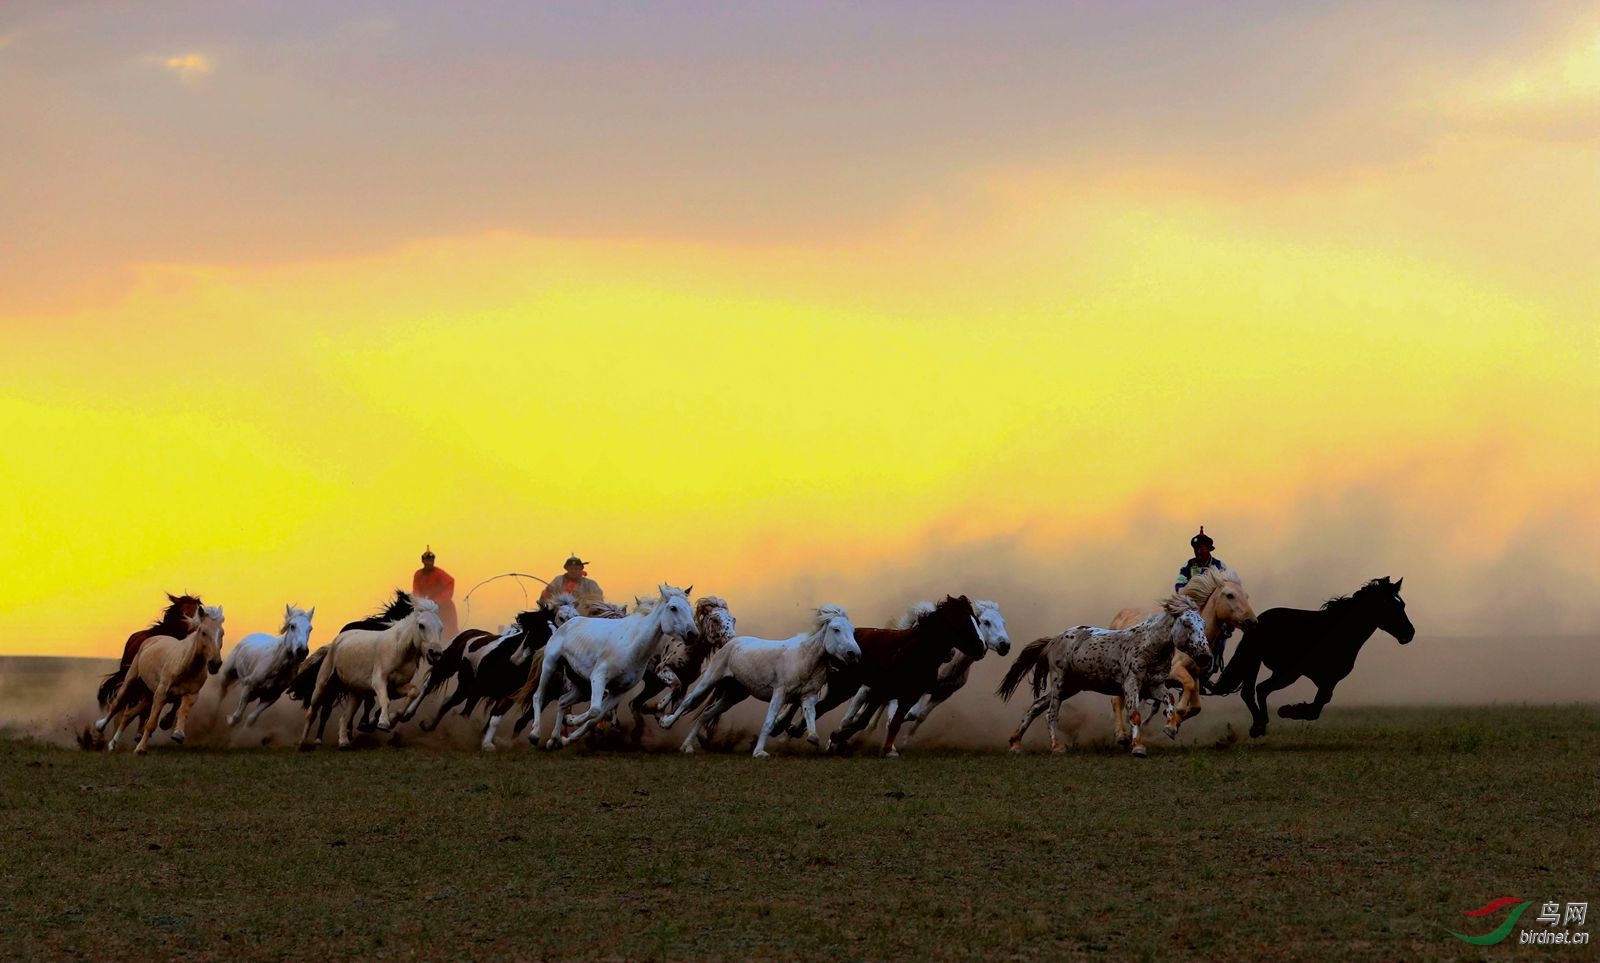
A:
1211;576;1414;738
404;605;561;737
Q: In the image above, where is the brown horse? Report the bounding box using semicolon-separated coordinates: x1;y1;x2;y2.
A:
94;605;225;753
815;595;989;757
96;593;205;710
1107;568;1256;741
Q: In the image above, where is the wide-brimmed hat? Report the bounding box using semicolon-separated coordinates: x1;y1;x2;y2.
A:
564;555;590;567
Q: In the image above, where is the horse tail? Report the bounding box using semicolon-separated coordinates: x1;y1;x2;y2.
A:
997;636;1053;702
1211;628;1258;695
288;648;327;704
95;669;126;709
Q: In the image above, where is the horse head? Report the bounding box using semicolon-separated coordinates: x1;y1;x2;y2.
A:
1367;576;1415;644
935;595;987;661
161;593;205;634
815;604;859;664
191;604;226;674
653;584;698;642
547;593;582;626
693;596;736;651
972;599;1011;656
283;604;315;658
408;598;448;663
1162;596;1212;671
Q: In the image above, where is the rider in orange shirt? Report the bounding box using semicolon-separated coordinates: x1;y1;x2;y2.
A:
412;546;459;640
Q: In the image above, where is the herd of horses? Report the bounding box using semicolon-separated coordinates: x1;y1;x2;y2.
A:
85;570;1415;756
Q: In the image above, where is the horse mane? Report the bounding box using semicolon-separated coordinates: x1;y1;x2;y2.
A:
366;589;413;622
149;593;203;633
1160;594;1200;617
892;600;937;630
586;599;631;618
1178;568;1240;607
972;599;1000;619
1321;577;1395;613
813;605;848;632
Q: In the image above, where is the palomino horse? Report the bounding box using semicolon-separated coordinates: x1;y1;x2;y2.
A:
845;598;1012;747
1213;576;1413;738
218;605;314;728
94;605;225;753
659;605;858;757
626;595;737;744
96;593;205;717
816;595;989;757
288;590;414;742
999;596;1211;757
529;583;697;749
296;598;446;749
1107;569;1255;742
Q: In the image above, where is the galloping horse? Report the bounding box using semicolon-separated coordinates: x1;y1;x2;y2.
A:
659;605;858;757
95;605;225;753
296;599;446;749
1108;569;1255;742
288;590;414;741
850;598;1011;746
218;604;314;728
626;595;737;743
96;593;205;712
529;584;698;749
1000;595;1210;756
405;605;563;747
818;595;989;757
1212;576;1413;738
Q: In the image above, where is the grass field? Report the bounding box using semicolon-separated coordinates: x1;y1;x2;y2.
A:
1;704;1595;961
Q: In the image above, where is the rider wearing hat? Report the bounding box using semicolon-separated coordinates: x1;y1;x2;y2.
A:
412;545;459;640
538;555;605;612
1175;526;1228;592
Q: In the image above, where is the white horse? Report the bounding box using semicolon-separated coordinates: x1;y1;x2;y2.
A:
999;595;1212;757
296;598;446;749
217;604;314;729
660;605;859;758
840;598;1012;746
529;583;697;749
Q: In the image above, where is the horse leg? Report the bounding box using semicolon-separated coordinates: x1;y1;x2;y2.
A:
422;685;468;733
1166;660;1201;739
881;698;914;758
170;692;198;745
629;677;666;746
560;674;623;748
800;696;822;748
245;691;281;728
338;695;358;750
901;693;937;742
827;694;880;753
752;688;787;758
1280;679;1338;721
1008;694;1049;752
1109;695;1131;747
1122;676;1150;757
679;688;733;754
134;683;171;754
1252;670;1298;738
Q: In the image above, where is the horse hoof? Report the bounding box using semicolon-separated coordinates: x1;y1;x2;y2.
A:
752;750;770;759
337;741;353;751
1130;745;1148;758
884;749;900;759
376;721;393;733
806;735;819;747
170;731;185;745
680;744;695;755
546;737;564;751
134;745;148;756
480;742;496;752
1008;744;1023;755
297;743;315;753
1163;726;1178;741
1115;735;1131;748
1050;745;1065;755
1249;725;1266;739
419;721;435;733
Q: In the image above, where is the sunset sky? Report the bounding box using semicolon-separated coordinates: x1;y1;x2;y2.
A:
2;2;1596;656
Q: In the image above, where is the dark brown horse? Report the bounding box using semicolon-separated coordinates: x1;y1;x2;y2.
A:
789;595;988;757
96;594;205;717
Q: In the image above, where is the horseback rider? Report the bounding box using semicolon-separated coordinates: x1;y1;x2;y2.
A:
537;555;605;612
412;545;459;640
1177;526;1232;688
1175;526;1228;591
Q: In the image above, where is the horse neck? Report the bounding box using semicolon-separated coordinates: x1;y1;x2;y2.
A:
1198;595;1229;643
907;616;960;665
1139;611;1181;660
1326;600;1386;651
628;604;675;658
176;624;209;670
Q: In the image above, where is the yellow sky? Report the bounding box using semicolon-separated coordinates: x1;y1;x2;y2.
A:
1;6;1596;653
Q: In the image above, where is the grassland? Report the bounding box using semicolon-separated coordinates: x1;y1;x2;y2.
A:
0;704;1595;961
